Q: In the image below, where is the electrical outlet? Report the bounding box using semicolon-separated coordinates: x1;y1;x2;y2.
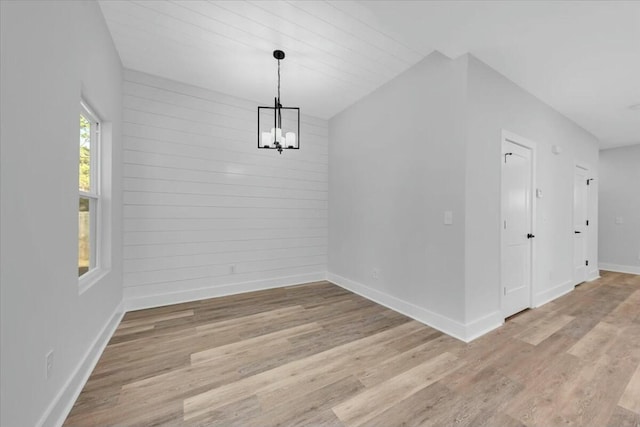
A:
372;268;380;280
230;264;236;274
45;350;54;380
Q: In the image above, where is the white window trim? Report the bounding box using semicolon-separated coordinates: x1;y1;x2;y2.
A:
79;100;105;293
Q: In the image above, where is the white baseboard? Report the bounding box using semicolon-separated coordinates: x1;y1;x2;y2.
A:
599;263;640;275
124;272;327;311
533;280;574;308
586;269;600;281
38;301;125;427
327;272;501;342
464;311;504;342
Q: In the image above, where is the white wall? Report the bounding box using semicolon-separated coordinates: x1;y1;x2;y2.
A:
0;1;123;426
598;144;640;274
121;70;328;309
328;52;600;341
328;52;469;335
465;56;600;323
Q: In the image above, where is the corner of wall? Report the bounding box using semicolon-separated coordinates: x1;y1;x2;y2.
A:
327;272;468;341
328;272;502;343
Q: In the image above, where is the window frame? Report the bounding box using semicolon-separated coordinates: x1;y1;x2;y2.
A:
78;100;104;291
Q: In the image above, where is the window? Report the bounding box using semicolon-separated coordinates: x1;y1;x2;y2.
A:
79;101;100;278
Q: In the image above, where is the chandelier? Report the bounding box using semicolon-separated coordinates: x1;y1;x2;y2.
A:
258;50;300;154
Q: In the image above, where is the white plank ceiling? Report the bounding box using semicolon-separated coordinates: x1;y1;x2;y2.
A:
99;0;640;148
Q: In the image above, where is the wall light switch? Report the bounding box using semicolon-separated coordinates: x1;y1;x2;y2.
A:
536;188;543;198
615;216;624;224
444;211;453;225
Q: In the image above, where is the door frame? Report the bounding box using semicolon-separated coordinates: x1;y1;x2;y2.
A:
500;130;537;319
573;161;591;286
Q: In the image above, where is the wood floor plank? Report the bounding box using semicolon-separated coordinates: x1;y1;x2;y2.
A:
80;351;191;396
515;313;575;345
366;366;523;427
358;382;456;427
503;351;584;425
356;334;459;387
443;336;526;391
182;320;420;421
64;273;640;427
194;305;306;333
332;352;462;427
500;332;577;383
111;324;155;337
182;396;262;427
440;366;524;427
476;411;527;427
117;361;241;405
619;364;640;414
607;405;640;427
190;322;320;365
604;289;640;327
553;352;639;426
383;327;443;352
120;308;194;327
255;339;398;410
508;302;559;325
249;376;362;427
567;321;620;362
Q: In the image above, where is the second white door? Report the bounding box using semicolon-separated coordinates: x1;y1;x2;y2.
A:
573;165;589;285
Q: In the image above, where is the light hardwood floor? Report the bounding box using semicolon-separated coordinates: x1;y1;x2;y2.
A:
64;271;640;426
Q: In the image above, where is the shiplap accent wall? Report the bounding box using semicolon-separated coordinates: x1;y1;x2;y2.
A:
122;70;328;309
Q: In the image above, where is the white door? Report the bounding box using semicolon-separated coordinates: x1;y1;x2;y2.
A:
502;140;534;317
573;165;589;285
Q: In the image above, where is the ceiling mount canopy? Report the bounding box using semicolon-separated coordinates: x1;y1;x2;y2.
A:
258;50;300;154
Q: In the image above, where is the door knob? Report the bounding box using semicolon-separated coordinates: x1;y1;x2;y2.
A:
574;231;581;234
527;233;535;239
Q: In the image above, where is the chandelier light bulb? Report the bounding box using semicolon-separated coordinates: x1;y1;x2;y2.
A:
286;132;296;148
271;127;283;143
261;132;272;148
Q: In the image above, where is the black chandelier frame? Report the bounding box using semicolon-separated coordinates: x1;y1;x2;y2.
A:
257;50;300;154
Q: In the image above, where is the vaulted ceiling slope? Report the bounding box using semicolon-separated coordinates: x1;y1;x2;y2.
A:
99;0;640;148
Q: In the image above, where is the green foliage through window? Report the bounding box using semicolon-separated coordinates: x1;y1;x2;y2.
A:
79;114;91;192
